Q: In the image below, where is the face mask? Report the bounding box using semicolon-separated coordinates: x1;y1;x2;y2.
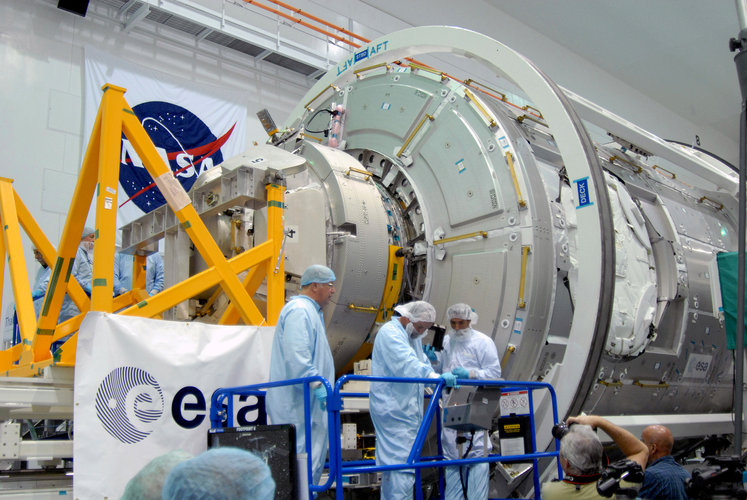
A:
450;327;471;341
82;241;94;252
406;322;426;339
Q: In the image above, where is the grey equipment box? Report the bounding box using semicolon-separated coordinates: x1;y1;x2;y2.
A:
442;385;502;432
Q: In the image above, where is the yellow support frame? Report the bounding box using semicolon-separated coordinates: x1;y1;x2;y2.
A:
0;84;285;376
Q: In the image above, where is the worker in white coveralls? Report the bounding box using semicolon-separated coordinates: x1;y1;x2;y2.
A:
424;303;502;500
370;300;459;499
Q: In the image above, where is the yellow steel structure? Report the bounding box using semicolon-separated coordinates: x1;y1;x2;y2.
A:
375;245;406;324
0;84;285;376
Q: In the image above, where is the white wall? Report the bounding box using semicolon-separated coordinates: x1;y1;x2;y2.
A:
0;0;313;319
0;0;738;329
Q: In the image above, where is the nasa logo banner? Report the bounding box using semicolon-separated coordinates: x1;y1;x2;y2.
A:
73;312;274;499
84;46;247;227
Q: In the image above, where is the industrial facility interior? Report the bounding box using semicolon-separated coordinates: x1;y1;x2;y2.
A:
1;0;746;498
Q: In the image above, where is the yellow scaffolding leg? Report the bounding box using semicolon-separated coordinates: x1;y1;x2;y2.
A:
0;179;36;367
0;83;285;376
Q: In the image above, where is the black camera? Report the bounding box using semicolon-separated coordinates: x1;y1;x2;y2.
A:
596;459;644;498
430;324;446;351
685;455;746;499
552;421;573;440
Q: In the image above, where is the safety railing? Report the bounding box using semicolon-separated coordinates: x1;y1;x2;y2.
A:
210;376;562;500
332;375;561;500
210;375;337;498
332;374;449;500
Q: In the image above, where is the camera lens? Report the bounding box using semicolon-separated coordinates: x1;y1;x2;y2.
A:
552;422;569;440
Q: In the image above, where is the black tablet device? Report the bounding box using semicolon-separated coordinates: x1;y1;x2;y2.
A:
207;424;297;499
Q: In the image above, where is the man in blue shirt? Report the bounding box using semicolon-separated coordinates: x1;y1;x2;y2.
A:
113;252;165;296
59;227;95;321
31;248;51;315
638;424;690;500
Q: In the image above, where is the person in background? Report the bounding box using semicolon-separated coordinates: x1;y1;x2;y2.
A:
425;303;502;500
266;264;337;486
370;300;458;499
33;229;94;325
161;447;275;500
31;247;50;316
113;252;165;296
638;424;690;500
146;252;164;295
120;449;193;500
74;227;95;291
1;247;48;347
59;226;95;321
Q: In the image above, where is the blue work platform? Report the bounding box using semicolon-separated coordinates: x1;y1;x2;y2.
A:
211;375;562;499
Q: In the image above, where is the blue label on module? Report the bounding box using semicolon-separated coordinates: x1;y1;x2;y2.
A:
573;177;593;209
354;48;369;62
337;41;389;76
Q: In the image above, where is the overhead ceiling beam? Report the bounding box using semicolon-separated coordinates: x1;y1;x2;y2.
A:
117;0;138;19
123;3;150;34
196;27;213;42
307;68;327;80
133;0;339;73
255;49;273;62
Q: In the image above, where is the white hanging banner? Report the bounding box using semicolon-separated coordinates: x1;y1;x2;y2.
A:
83;46;248;227
73;312;274;499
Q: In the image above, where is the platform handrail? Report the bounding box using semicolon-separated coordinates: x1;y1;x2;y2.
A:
333;373;454;499
332;375;563;500
211;375;562;499
210;375;336;496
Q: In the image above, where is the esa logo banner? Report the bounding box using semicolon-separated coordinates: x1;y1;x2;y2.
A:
73;312;272;499
95;366;265;445
95;366;164;444
84;46;247;227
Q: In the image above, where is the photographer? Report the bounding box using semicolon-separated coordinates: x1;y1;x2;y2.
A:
541;415;648;499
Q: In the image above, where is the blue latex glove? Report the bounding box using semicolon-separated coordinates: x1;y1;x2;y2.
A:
452;367;470;379
440;372;458;388
422;344;437;362
31;290;44;300
313;386;327;410
83;285;92;297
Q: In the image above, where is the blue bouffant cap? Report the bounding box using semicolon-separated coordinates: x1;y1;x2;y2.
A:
300;264;336;286
121;450;193;500
162;447;275;500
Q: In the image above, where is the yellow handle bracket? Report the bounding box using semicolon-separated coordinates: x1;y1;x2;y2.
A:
518;245;531;309
397;114;434;158
433;231;488;246
464;88;497;128
506;152;527;208
345;167;373;180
